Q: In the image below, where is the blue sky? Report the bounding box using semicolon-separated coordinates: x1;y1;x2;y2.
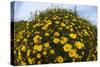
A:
13;1;97;25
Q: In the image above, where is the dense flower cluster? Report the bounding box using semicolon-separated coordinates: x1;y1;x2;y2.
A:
12;8;97;65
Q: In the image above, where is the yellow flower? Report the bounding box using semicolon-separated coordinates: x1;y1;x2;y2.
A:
33;35;41;43
18;51;22;60
44;43;50;48
37;53;41;58
19;31;23;35
27;49;30;56
55;21;59;24
16;39;20;42
46;20;52;25
34;39;40;43
66;26;70;29
18;50;21;55
65;16;68;18
33;50;36;54
54;32;59;37
79;56;82;59
21;61;26;65
83;30;89;36
37;45;42;51
63;44;72;52
50;49;55;54
18;55;22;60
27;35;30;38
74;54;79;58
33;23;40;28
58;27;63;30
45;33;49;36
69;33;77;39
22;30;25;33
33;35;40;40
74;41;84;49
21;45;26;52
37;61;41;64
60;37;68;44
53;38;60;44
56;56;64;63
43;51;47;55
61;23;66;27
42;27;47;30
72;18;76;22
27;57;33;64
23;38;27;42
82;51;84;55
69;49;77;58
53;16;59;20
70;28;73;32
34;31;40;34
46;20;51;23
33;45;38;50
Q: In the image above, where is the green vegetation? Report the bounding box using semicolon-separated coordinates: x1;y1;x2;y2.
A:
12;8;97;65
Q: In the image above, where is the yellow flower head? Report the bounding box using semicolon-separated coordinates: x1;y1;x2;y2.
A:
66;26;70;29
43;51;47;55
55;21;59;24
50;49;55;54
37;61;41;64
19;31;23;35
60;37;68;44
61;23;66;27
33;35;40;40
27;57;33;64
33;45;38;50
37;45;42;51
22;30;25;33
60;40;65;45
54;32;59;37
21;45;26;52
74;41;84;49
74;54;79;58
34;39;39;43
69;49;77;58
34;31;40;34
18;50;22;60
53;38;60;44
58;27;63;30
69;33;77;39
53;16;59;20
70;28;73;32
23;38;27;42
56;56;64;63
16;39;20;42
18;54;22;60
46;20;51;23
44;43;50;48
33;35;41;43
61;37;68;41
45;33;49;36
46;20;52;25
27;49;31;57
37;53;41;58
63;44;72;52
21;61;26;65
33;50;36;54
42;27;47;30
18;50;21;56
